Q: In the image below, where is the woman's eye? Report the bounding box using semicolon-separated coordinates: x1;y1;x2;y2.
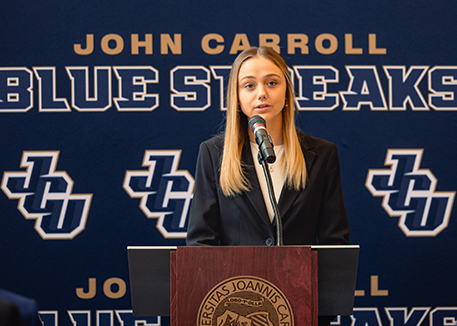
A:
267;81;277;87
244;83;254;89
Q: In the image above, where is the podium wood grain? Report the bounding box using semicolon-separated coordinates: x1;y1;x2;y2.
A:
173;246;317;326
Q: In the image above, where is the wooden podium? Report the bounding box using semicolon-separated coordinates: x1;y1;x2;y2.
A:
128;245;359;326
172;246;317;326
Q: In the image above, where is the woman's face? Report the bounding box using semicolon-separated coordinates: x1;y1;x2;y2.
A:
237;56;287;133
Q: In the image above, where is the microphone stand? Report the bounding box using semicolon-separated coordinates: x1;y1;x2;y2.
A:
257;151;283;246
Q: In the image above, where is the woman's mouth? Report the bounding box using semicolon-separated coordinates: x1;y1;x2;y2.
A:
255;104;271;111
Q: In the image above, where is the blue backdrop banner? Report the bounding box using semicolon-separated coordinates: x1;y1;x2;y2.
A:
1;1;456;325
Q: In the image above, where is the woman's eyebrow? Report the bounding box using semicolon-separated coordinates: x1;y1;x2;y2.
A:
239;73;282;82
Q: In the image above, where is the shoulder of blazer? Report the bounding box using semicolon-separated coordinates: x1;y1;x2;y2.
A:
296;130;338;174
297;130;313;150
200;131;336;169
202;133;252;166
200;134;225;162
297;130;336;151
201;133;224;150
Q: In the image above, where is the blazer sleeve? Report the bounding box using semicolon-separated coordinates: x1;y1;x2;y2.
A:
186;141;221;245
316;143;350;245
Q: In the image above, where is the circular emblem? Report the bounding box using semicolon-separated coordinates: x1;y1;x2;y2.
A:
197;275;294;326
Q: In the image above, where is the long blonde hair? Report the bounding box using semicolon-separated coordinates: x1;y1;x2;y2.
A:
220;46;307;196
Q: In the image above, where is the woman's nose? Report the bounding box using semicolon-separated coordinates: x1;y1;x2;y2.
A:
257;85;267;100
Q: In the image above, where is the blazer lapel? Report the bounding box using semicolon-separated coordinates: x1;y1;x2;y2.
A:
242;132;315;232
277;133;316;221
243;143;275;234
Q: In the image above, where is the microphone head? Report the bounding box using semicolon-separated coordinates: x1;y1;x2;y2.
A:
248;115;266;133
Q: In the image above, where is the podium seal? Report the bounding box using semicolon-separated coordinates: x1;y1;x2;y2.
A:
197;275;294;326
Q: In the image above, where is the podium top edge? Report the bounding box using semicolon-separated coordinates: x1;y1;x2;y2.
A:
127;245;359;250
127;246;178;250
310;245;360;249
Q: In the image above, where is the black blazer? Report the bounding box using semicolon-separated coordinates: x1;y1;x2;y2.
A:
186;131;350;246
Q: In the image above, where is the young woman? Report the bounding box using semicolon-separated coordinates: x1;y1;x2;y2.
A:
186;46;349;247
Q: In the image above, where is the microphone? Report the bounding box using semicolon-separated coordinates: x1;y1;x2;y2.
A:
248;115;276;164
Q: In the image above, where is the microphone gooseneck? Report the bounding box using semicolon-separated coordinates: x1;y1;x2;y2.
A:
248;115;283;246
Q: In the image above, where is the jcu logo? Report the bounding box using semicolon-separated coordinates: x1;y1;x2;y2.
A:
123;150;193;239
1;151;92;239
366;149;455;237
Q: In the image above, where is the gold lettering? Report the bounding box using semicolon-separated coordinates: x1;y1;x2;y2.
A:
345;34;363;54
277;304;290;321
201;34;224;55
215;290;226;301
287;34;309;54
231;281;236;292
315;33;338;55
161;34;182;54
209;294;220;304
101;34;124;55
371;275;389;296
103;277;126;299
259;34;280;53
131;34;152;55
76;278;96;299
236;280;246;290
229;34;251;54
354;290;365;296
74;34;94;55
369;34;386;54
